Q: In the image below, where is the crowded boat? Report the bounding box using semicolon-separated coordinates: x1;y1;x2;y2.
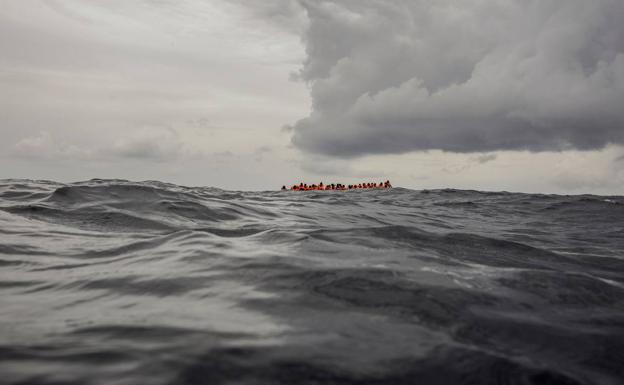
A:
281;180;392;191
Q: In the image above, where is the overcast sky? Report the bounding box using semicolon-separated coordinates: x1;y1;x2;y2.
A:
1;0;623;194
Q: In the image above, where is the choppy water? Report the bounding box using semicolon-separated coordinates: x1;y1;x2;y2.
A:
1;179;623;385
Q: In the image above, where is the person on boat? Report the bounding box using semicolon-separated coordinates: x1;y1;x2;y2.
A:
284;180;393;190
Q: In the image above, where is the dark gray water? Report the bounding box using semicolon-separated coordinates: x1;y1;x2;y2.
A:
1;179;623;385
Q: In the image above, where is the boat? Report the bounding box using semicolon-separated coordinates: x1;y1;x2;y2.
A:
281;181;392;191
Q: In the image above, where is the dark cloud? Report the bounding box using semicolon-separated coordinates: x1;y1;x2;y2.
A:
253;145;273;161
474;154;497;164
290;0;624;157
110;127;186;162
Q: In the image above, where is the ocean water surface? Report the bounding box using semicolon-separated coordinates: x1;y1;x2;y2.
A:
1;179;623;385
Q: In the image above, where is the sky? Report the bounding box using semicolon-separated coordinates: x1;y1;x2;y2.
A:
1;0;623;194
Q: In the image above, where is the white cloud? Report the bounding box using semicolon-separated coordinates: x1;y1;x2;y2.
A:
12;131;92;160
3;0;624;194
12;127;194;162
0;0;310;189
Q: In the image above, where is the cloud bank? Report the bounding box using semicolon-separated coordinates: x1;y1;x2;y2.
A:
290;0;624;157
111;127;187;162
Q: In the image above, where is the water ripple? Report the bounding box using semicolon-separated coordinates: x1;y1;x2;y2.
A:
0;179;623;384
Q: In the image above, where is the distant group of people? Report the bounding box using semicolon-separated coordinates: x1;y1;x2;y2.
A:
282;181;392;191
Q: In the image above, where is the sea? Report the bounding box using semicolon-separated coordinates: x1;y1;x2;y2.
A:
1;179;623;385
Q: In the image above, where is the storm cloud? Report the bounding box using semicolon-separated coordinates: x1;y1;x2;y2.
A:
290;0;624;157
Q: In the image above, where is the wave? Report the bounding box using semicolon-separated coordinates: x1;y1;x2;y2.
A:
0;179;623;384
